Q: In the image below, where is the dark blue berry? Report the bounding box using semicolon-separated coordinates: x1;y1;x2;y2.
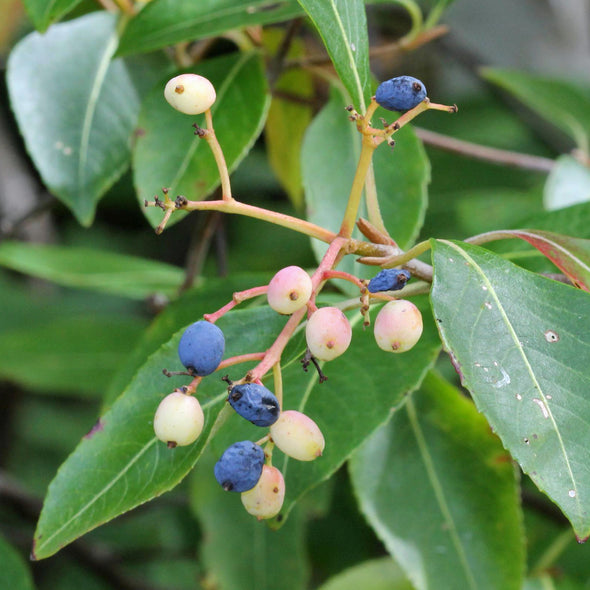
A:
214;441;265;492
228;383;280;427
178;320;225;376
367;269;411;293
375;76;427;112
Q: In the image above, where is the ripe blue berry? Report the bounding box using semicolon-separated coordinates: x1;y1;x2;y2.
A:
367;269;411;293
228;383;280;427
375;76;427;112
214;441;265;492
178;320;225;376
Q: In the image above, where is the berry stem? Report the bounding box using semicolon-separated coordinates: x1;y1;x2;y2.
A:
217;352;266;372
322;269;366;291
204;285;269;323
272;362;283;410
203;109;233;201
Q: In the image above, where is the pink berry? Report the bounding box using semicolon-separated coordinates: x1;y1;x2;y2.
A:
241;465;285;519
374;299;423;353
270;410;325;461
305;307;352;361
164;74;216;115
153;391;204;447
267;266;313;314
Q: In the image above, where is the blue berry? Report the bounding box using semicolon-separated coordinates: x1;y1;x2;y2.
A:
367;269;411;293
178;320;225;376
228;383;280;427
214;441;265;492
375;76;427;112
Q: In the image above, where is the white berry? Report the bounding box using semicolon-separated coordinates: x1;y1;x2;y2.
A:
305;307;352;361
164;74;216;115
270;410;325;461
241;465;285;519
153;391;204;447
267;266;313;314
374;299;423;353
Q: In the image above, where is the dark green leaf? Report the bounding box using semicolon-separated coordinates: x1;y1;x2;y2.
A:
22;0;83;31
431;239;590;539
134;52;270;229
350;371;524;590
317;557;414;590
296;0;371;110
544;155;590;210
481;68;590;150
0;241;183;299
6;13;140;225
117;0;303;57
0;534;35;590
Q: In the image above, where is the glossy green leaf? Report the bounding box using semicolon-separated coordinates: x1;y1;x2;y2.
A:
431;239;590;539
317;557;414;590
6;13;142;225
481;68;590;151
469;229;590;291
296;0;371;110
350;371;523;590
0;315;146;397
544;155;590;210
117;0;303;56
22;0;83;31
0;241;183;299
190;453;309;590
134;52;270;229
33;306;287;560
0;534;35;590
302;85;429;280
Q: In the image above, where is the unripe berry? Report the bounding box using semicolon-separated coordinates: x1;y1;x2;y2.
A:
241;465;285;520
178;320;225;376
270;410;325;461
305;307;352;361
164;74;216;115
214;441;265;492
267;266;313;315
375;75;427;112
374;299;423;353
228;383;280;427
153;391;204;447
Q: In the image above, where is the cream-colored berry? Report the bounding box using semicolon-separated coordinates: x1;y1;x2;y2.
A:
241;465;285;519
374;299;423;353
270;410;325;461
153;391;204;447
305;307;352;361
267;266;313;314
164;74;216;115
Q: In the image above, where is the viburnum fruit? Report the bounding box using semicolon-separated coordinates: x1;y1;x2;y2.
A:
367;269;411;293
375;75;427;112
228;383;280;427
153;391;204;447
374;299;423;353
267;266;313;314
164;74;216;115
241;465;285;520
214;441;265;492
305;307;352;361
270;410;325;461
178;320;225;376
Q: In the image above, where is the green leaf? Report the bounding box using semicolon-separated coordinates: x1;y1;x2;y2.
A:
0;241;183;299
302;85;429;281
481;68;590;151
350;371;524;590
0;315;146;397
134;52;270;229
117;0;304;57
33;306;287;559
0;534;35;590
316;557;414;590
22;0;83;31
431;239;590;539
190;452;309;590
6;13;141;225
544;155;590;210
296;0;371;110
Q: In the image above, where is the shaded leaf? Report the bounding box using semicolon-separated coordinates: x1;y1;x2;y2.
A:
134;52;270;229
0;241;183;299
431;239;590;539
296;0;371;110
481;68;590;150
22;0;83;31
544;155;590;210
0;534;35;590
6;13;141;225
117;0;303;57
